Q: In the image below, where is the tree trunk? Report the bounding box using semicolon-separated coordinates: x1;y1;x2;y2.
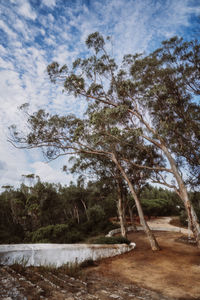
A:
112;154;160;251
74;205;80;224
80;199;89;221
161;145;200;247
128;205;137;231
116;180;127;238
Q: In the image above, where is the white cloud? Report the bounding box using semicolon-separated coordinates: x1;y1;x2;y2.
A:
0;45;7;55
48;13;54;23
14;18;31;40
31;161;73;185
42;0;56;9
44;36;56;46
0;127;31;190
18;0;37;20
0;19;17;39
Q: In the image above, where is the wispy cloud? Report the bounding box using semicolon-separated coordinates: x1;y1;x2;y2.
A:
17;0;37;20
0;0;199;188
42;0;57;9
0;19;17;39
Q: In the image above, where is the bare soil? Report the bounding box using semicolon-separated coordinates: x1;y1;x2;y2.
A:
91;231;200;299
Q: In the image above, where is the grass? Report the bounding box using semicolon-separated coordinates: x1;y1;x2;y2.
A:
10;258;97;278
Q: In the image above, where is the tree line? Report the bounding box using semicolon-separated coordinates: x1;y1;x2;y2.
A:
9;33;200;250
2;175;197;244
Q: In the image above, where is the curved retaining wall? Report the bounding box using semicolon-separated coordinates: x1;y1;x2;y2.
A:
0;243;136;267
106;225;192;237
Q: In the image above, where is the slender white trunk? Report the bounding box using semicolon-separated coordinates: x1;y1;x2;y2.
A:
161;145;200;247
74;205;80;224
80;199;89;221
128;205;137;231
112;154;160;251
117;181;127;237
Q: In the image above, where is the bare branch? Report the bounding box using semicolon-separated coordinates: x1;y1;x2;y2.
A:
121;157;173;173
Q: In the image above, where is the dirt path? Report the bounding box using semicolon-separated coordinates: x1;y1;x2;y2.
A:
148;216;175;228
92;231;200;299
147;216;191;235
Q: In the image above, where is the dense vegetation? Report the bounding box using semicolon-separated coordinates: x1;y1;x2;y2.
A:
1;177;199;244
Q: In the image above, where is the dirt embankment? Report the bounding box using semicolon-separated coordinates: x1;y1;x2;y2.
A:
0;261;172;300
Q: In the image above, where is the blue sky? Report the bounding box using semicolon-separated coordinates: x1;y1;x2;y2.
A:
0;0;199;188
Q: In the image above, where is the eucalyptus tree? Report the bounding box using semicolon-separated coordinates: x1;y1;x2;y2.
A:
9;106;160;250
44;33;200;246
69;153;129;237
58;181;91;224
69;126;158;237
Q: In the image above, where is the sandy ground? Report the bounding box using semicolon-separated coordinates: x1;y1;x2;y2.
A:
92;229;200;299
147;216;191;235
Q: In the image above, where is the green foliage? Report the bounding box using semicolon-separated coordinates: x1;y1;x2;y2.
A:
140;186;181;217
0;177;121;244
29;224;83;244
93;236;131;245
88;204;105;224
141;198;174;217
1;176;197;244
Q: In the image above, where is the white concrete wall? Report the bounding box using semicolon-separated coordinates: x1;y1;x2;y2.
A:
106;225;192;237
0;243;136;267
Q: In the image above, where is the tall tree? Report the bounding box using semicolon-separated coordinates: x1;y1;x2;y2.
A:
9;107;160;250
69;153;129;237
43;32;200;246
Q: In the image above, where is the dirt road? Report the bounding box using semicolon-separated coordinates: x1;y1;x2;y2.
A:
147;216;191;235
94;230;200;299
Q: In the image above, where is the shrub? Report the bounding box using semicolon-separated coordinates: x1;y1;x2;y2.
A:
88;205;105;224
92;236;131;245
30;224;84;243
0;223;24;244
179;210;188;226
79;258;96;268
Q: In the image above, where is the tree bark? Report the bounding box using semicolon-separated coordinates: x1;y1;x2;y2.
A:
112;154;160;251
128;205;137;231
161;145;200;247
74;205;80;224
80;199;89;221
116;180;127;238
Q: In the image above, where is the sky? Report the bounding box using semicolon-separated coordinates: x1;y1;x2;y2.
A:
0;0;199;189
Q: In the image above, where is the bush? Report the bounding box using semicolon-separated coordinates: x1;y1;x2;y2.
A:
0;223;24;244
79;258;96;268
29;224;84;243
88;205;105;224
92;236;131;245
179;210;188;227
